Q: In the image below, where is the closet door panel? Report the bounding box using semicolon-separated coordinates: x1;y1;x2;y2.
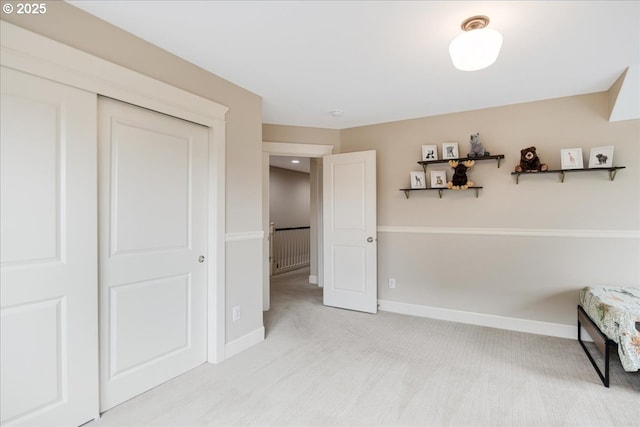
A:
0;66;98;426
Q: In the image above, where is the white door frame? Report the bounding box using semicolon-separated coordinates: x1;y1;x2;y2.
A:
262;142;334;310
1;22;228;364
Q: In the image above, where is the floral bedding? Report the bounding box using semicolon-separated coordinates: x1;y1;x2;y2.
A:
579;286;640;372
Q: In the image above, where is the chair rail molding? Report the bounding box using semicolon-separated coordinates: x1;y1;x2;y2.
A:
377;226;640;239
225;231;265;242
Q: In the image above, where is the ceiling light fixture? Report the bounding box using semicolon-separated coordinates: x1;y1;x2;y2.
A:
291;159;300;164
329;110;344;118
449;15;503;71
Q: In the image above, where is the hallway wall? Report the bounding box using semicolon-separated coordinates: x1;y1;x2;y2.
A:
269;166;310;228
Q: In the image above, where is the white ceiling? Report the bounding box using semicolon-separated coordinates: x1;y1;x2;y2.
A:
67;1;639;129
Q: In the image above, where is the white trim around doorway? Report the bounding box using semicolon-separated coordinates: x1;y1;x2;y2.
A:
263;141;334;157
262;142;335;310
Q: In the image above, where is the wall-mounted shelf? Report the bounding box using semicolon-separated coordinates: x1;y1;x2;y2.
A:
400;187;483;199
510;166;625;184
418;154;505;172
403;155;501;199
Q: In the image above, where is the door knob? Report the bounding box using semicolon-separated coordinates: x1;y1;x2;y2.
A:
199;256;205;263
367;237;374;243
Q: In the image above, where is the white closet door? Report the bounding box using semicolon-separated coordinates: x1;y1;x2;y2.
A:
98;97;208;411
0;67;98;426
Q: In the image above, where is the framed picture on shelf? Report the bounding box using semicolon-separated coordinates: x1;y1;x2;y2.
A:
410;171;426;189
442;142;459;159
430;170;447;188
560;148;584;170
421;144;438;161
588;146;614;168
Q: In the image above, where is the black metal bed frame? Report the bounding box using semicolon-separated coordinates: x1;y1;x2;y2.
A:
577;304;617;387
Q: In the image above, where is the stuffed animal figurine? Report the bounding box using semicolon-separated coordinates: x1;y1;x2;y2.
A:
515;146;548;172
447;160;474;190
467;132;489;157
595;153;608;165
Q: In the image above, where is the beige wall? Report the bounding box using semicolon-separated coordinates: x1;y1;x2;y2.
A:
269;167;310;228
2;2;264;343
341;93;640;326
263;97;640;329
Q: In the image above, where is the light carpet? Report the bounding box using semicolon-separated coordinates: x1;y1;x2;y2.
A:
91;267;639;427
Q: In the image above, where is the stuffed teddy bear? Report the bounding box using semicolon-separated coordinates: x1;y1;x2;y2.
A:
515;146;548;172
447;160;474;190
467;132;489;157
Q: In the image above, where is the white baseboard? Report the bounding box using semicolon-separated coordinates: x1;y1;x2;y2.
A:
225;326;265;359
378;299;578;340
309;275;318;285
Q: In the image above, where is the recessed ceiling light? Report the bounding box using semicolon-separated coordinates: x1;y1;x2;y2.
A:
291;159;300;164
329;110;344;118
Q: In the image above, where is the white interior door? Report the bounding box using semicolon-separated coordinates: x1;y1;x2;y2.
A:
0;67;99;426
98;97;208;411
323;150;377;313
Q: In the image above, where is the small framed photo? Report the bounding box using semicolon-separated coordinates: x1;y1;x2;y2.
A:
588;146;614;168
410;171;426;189
560;148;584;170
421;144;438;161
442;142;459;159
430;170;447;188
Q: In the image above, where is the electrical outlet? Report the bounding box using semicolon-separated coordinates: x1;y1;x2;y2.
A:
388;278;396;289
232;305;241;322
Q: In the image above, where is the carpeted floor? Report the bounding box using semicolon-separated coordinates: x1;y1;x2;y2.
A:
92;267;639;426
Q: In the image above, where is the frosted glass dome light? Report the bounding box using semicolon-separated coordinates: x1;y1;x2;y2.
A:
449;16;503;71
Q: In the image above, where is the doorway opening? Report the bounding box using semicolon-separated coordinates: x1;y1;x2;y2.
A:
269;163;312;280
261;143;334;312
